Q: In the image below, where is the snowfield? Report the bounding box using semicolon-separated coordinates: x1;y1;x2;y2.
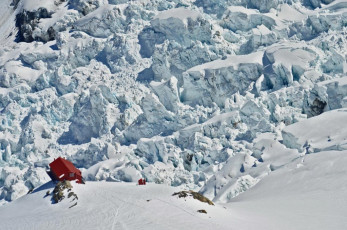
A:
283;108;347;152
230;149;347;230
0;0;347;228
0;182;235;230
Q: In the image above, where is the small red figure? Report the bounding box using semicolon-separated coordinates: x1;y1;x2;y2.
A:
138;178;146;185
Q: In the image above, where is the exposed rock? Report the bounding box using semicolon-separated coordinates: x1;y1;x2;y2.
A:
15;8;53;42
52;180;72;203
173;190;214;205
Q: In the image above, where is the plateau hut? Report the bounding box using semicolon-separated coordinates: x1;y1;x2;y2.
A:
47;157;84;184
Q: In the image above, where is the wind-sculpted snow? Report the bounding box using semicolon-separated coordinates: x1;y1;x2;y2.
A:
0;0;346;204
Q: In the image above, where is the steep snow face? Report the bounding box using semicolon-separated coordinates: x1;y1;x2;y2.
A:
0;0;16;46
0;0;346;205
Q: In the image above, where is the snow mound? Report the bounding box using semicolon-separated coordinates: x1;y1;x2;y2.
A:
283;108;347;152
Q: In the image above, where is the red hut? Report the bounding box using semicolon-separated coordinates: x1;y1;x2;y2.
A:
138;178;146;185
47;157;84;184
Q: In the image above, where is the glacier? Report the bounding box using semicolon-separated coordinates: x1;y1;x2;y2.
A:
0;0;346;206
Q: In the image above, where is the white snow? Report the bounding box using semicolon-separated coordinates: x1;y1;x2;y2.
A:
154;8;201;21
229;149;347;230
2;141;347;229
22;0;57;12
227;6;259;15
187;51;263;72
0;182;235;230
0;0;346;229
276;4;307;21
283;108;347;152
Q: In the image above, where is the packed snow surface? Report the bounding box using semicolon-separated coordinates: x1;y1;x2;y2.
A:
283;109;347;152
229;149;347;230
0;182;235;230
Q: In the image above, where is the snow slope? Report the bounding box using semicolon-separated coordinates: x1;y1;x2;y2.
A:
0;0;17;46
283;108;347;152
225;108;347;229
229;149;347;230
0;182;235;230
